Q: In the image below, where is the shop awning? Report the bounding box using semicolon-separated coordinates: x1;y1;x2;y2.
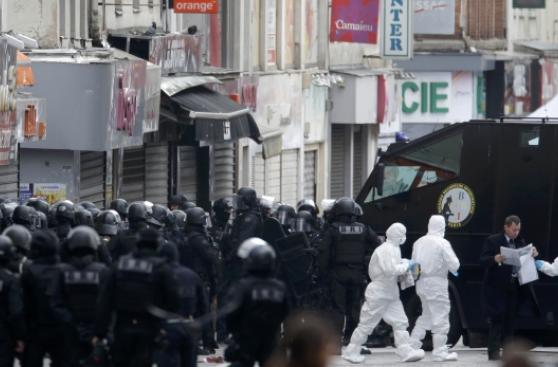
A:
161;85;262;144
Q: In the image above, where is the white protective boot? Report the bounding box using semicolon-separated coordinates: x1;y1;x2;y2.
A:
409;337;422;350
394;331;425;363
432;334;458;362
342;344;366;364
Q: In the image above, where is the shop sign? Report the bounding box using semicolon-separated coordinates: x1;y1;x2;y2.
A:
380;0;413;59
17;97;47;142
173;0;219;14
513;0;545;8
143;65;161;133
113;59;146;136
0;40;19;166
20;183;67;204
330;0;380;44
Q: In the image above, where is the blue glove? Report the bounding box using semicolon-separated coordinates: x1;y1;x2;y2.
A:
535;260;545;271
407;260;415;271
451;271;459;277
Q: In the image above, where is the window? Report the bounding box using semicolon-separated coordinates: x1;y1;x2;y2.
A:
365;131;463;202
133;0;141;13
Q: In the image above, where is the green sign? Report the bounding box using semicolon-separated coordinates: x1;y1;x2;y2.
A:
513;0;545;8
402;81;449;114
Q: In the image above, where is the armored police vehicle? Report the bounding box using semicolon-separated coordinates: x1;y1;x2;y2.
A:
357;120;558;347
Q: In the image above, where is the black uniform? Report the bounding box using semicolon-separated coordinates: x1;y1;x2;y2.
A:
480;232;540;359
319;218;380;341
0;266;25;367
57;257;109;364
156;243;209;367
108;221;148;261
225;276;289;367
184;226;218;299
224;209;262;282
21;231;73;367
96;230;179;367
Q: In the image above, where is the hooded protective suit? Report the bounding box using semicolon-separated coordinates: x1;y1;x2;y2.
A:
409;215;460;361
537;258;558;277
342;223;425;363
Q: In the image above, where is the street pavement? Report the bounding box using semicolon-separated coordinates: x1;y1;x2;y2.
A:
197;347;558;367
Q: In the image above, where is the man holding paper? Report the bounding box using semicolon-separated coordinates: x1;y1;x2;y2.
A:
480;215;540;361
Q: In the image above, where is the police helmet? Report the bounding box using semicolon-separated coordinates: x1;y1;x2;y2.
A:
55;201;75;223
95;210;121;236
235;187;258;211
295;210;314;233
354;203;363;218
0;235;15;263
332;197;357;218
13;205;40;231
1;201;17;227
237;237;269;259
2;225;32;255
30;230;60;258
36;211;48;230
151;204;173;228
128;201;149;223
243;239;276;276
26;198;50;216
212;198;232;222
276;204;296;226
75;207;94;227
136;228;164;250
172;210;187;230
67;226;101;253
296;199;318;217
79;201;97;212
169;193;189;210
110;198;128;219
185;207;208;226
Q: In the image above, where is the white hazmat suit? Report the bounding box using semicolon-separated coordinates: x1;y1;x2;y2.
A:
342;223;425;364
536;258;558;276
409;215;460;362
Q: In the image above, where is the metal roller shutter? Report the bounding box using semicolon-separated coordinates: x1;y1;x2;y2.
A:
121;146;146;203
145;144;169;205
265;155;281;201
353;129;363;196
304;150;317;202
212;143;235;200
280;149;299;206
330;125;346;198
252;153;265;196
79;151;105;207
179;146;198;203
0;163;18;199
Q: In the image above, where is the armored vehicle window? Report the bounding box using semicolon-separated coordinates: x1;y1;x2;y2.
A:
365;131;463;202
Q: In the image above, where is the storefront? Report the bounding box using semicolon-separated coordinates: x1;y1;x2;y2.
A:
393;53;495;139
20;49;153;206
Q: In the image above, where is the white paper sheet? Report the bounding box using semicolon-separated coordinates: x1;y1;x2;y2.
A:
500;244;533;267
518;254;539;285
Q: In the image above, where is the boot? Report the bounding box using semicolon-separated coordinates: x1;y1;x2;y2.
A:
342;344;365;364
432;334;458;362
409;337;422;350
394;330;425;363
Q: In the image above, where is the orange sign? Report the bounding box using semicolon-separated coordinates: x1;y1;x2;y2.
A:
174;0;219;14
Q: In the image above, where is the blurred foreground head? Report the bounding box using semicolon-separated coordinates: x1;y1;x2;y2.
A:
502;339;535;367
269;312;338;367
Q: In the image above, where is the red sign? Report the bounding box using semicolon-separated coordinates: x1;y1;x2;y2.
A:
173;0;219;14
330;0;379;44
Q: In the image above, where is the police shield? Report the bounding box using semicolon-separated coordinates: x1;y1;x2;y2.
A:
261;216;286;248
274;232;315;303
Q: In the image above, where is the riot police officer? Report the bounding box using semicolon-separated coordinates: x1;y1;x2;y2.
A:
224;238;289;367
75;206;94;227
21;230;73;367
53;201;76;242
0;235;25;367
184;206;219;353
109;201;150;261
110;198;129;230
0;201;17;230
2;225;32;274
12;205;40;232
296;199;323;231
156;242;209;367
169;193;191;211
26;198;50;216
79;201;100;218
295;210;320;243
210;198;232;246
57;226;109;365
318;197;381;344
95;229;179;367
276;204;296;235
